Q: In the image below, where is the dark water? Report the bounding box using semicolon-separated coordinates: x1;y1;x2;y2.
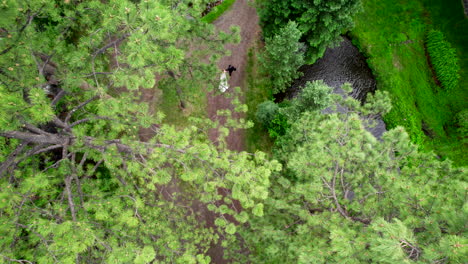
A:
286;36;387;138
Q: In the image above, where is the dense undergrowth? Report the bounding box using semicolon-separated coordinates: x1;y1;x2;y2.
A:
350;0;467;165
426;29;460;91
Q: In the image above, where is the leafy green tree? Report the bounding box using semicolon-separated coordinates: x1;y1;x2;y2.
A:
241;86;467;263
0;0;280;262
259;21;304;94
256;0;362;63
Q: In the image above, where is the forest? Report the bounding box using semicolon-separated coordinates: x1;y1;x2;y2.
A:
0;0;466;263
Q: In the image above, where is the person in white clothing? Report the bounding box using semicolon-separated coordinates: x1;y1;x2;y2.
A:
219;70;228;92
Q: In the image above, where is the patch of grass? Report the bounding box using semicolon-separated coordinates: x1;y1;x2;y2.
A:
155;80;207;128
350;0;467;165
244;44;274;154
201;0;236;24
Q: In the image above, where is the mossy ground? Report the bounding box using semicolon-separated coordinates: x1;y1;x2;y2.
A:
351;0;467;165
201;0;237;24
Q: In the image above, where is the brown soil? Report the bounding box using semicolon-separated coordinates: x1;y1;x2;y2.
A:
208;0;261;152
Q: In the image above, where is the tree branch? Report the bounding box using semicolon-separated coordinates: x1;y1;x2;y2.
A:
69;115;114;128
0;131;66;145
0;10;37;56
65;95;100;123
64;175;77;221
23;123;51;135
51;89;66;106
0;143;27;177
93;33;131;57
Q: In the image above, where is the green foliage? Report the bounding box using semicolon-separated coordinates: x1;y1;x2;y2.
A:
255;100;279;128
245;46;274;153
259;21;304;94
241;91;467;263
201;0;237;23
455;109;468;144
266;113;290;139
256;0;362;63
350;0;468;165
0;0;281;262
426;30;460;91
283;80;333;119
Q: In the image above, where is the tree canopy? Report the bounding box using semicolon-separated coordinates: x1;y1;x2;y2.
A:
259;21;304;94
0;0;279;262
242;82;467;263
256;0;362;63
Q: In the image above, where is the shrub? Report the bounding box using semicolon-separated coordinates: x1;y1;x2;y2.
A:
255;100;289;138
425;30;460;91
256;100;279;127
268;114;290;138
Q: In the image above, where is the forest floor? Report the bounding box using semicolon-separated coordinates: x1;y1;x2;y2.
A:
208;0;261;151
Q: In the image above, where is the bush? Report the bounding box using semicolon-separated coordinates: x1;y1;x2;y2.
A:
255;100;289;138
255;100;279;127
425;30;460;91
268;114;290;138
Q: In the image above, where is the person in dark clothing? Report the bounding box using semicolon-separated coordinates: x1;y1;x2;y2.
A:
225;65;236;76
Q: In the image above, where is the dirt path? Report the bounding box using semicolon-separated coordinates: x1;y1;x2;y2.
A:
205;1;261;262
208;0;260;151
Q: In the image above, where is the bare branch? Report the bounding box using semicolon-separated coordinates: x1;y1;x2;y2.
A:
1;131;66;145
23;123;51;135
51;117;69;130
82;72;114;77
79;151;89;168
64;175;77;221
51;89;66;106
0;143;28;177
69;115;114;128
65;95;100;123
93;32;131;57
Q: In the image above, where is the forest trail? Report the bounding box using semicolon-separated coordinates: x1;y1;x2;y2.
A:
208;0;261;151
205;0;261;262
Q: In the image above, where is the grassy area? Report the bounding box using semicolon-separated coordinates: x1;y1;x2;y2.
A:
201;0;236;23
154;80;207;127
244;44;274;154
350;0;467;165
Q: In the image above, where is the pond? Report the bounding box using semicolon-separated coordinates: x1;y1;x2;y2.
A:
284;36;387;138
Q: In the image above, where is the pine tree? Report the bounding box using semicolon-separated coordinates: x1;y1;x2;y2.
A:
0;0;280;262
241;84;467;263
